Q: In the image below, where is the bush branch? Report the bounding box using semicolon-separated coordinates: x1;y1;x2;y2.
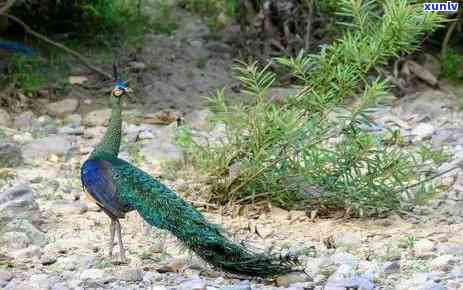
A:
1;12;112;80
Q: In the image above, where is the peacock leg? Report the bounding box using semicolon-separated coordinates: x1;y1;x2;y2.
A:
115;219;127;262
108;219;116;258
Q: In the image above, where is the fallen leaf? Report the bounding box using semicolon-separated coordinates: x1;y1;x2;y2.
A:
136;110;181;125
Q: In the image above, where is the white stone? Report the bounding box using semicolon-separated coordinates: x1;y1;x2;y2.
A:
411;123;435;141
414;239;435;258
80;269;105;280
431;254;455;272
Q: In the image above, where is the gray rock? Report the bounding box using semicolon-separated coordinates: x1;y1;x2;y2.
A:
420;53;441;77
58;125;83;135
397;90;452;120
0;184;40;224
31;116;59;135
22;135;73;161
10;245;42;259
80;268;105;280
41;255;57;266
83;109;111;127
50;201;88;215
221;282;251;290
12;132;34;144
0;108;11;126
334;232;362;250
4;219;48;247
412;123;435;141
430;255;455;272
383;260;401;274
325;275;375;290
8;282;48;290
327;264;355;283
129;61;147;72
14;111;35;129
29;274;54;290
414;239;435;258
0;270;13;288
140;129;183;165
0;141;23;168
116;268;143;282
332;252;359;268
1;231;31;249
54;256;82;271
178;278;207;290
417;281;445;290
50;283;71;290
138;130;155;140
47;99;79;117
205;41;232;53
150;287;168;290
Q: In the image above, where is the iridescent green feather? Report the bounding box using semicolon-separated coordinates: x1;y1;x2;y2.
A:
91;152;300;277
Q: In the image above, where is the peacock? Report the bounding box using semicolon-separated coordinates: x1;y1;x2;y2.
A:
80;78;302;278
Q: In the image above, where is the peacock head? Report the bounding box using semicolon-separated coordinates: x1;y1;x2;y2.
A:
111;80;131;98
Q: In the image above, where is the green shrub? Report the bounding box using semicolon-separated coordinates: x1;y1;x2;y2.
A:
12;0;147;35
179;0;237;28
177;0;445;216
440;49;463;82
5;55;48;95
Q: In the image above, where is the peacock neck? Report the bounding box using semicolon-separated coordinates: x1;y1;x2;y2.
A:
90;95;122;159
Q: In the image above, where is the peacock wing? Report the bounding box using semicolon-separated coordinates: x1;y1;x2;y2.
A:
81;159;130;218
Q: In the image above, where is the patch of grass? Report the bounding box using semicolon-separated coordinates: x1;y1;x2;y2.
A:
179;0;236;29
128;143;144;167
440;49;463;82
151;0;179;35
93;258;113;269
383;129;407;147
418;145;452;166
399;235;417;249
1;49;71;97
5;55;48;95
413;183;438;205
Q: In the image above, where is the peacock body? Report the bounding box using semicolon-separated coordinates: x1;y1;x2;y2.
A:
81;80;301;278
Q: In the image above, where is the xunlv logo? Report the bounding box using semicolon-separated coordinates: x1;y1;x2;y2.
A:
423;1;459;12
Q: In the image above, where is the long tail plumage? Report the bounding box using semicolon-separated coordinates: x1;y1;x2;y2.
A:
109;157;302;277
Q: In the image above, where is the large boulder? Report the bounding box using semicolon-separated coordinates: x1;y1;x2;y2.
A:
0;184;48;249
0;141;23;168
22;135;73;161
46;98;79;117
0;184;40;224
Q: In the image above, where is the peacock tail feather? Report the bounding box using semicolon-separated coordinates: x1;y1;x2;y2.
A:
83;152;300;277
